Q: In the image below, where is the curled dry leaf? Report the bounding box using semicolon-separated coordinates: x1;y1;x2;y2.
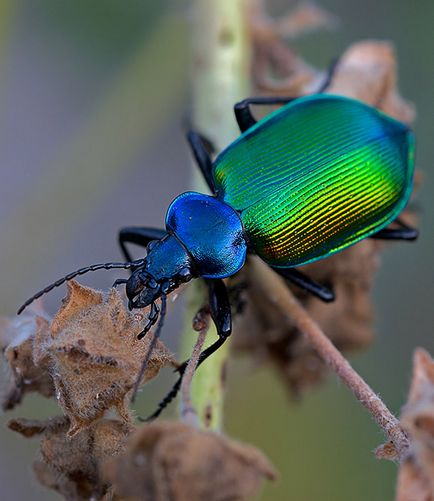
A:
233;12;418;397
274;1;338;39
105;421;277;501
251;0;415;123
0;305;54;410
396;349;434;501
249;0;337;96
326;41;415;123
249;0;337;42
37;280;177;436
9;416;133;501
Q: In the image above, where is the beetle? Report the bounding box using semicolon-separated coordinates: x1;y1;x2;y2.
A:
18;91;417;419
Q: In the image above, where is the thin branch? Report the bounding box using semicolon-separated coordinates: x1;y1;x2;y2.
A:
180;308;210;427
250;257;410;459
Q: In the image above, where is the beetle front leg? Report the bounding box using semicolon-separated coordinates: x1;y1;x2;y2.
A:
118;226;166;262
234;97;299;132
145;278;232;421
175;279;232;376
234;58;339;133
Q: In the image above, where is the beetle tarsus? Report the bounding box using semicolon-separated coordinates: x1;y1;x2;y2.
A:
137;301;160;340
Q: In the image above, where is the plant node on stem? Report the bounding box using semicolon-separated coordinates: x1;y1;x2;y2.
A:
180;307;210;427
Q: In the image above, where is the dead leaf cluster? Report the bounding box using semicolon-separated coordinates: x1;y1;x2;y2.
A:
1;281;175;436
105;421;276;501
9;416;132;500
0;305;54;409
233;2;418;397
396;349;434;501
42;280;176;436
3;281;276;500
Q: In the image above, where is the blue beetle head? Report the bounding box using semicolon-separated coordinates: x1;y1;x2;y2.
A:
125;268;158;309
125;235;193;310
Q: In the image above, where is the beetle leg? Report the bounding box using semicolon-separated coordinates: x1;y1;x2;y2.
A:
206;278;232;338
234;96;299;132
186;130;216;193
144;279;232;421
118;227;166;262
112;278;128;288
316;56;339;92
370;218;418;241
137;301;160;340
234;58;340;133
271;266;335;303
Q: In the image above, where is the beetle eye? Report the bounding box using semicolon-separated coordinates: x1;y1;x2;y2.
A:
146;240;157;253
179;267;192;282
147;277;158;289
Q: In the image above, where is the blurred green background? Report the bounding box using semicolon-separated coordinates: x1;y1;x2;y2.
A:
0;1;432;499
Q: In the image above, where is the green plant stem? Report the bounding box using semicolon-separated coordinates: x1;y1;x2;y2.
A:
179;0;250;432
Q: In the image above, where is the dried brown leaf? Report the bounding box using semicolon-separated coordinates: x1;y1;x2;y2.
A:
9;415;133;501
250;1;414;122
397;459;433;501
38;280;177;436
8;417;50;438
249;0;322;95
105;421;277;501
249;0;337;41
0;307;54;410
275;1;338;39
327;41;415;123
396;349;434;501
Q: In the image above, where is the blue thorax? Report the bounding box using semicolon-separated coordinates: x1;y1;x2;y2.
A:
149;191;247;281
127;192;247;308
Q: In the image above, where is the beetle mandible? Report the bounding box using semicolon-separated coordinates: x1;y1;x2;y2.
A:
18;92;418;418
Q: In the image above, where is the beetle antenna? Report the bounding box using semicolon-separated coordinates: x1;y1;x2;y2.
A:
144;373;183;421
132;292;167;405
17;259;146;315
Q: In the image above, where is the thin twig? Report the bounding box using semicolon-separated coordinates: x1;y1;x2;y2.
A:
250;257;410;459
180;308;210;427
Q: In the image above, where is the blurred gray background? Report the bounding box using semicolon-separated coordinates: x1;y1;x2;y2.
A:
0;1;432;499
